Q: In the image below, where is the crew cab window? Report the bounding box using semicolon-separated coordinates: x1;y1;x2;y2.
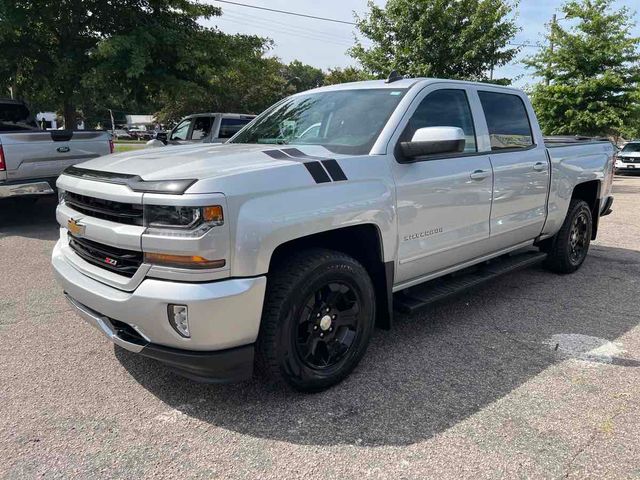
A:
170;119;191;141
191;117;212;140
478;91;533;150
403;89;477;153
218;118;251;139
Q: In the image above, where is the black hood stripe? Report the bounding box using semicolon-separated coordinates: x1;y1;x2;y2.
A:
303;162;332;183
264;148;348;184
321;159;348;181
264;149;291;160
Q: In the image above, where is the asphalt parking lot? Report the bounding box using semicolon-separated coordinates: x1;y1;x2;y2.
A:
1;176;639;479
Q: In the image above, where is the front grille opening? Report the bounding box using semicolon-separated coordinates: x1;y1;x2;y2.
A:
110;319;146;345
65;191;143;226
68;234;142;277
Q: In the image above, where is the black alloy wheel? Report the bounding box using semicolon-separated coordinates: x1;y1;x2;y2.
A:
295;281;362;370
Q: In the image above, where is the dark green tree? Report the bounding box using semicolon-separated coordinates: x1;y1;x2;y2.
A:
0;0;221;127
525;0;640;138
323;66;372;85
350;0;520;82
282;60;324;93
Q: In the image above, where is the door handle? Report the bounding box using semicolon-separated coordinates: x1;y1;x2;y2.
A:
470;169;490;180
533;162;546;172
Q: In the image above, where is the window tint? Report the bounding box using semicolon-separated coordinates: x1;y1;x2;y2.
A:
170;119;191;141
404;89;477;153
218;118;251;139
190;117;212;140
478;92;533;150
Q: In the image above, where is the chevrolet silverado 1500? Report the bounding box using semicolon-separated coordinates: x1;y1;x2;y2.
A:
52;78;615;391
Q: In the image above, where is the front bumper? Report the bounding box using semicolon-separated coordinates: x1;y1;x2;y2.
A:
52;239;266;381
615;162;640;172
0;178;55;198
65;294;254;382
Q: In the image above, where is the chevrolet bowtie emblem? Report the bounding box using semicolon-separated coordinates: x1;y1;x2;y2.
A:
67;218;85;236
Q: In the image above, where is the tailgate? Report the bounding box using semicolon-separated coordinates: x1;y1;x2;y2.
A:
1;131;111;181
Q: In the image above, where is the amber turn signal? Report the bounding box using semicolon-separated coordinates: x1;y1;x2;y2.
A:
144;252;226;269
202;205;224;224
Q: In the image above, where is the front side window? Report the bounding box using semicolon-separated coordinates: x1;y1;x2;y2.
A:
231;89;407;155
478;91;533;150
191;117;212;140
170;119;191;141
402;89;477;153
218;118;251;139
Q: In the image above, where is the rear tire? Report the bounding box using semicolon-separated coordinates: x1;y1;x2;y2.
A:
543;199;592;274
256;248;375;392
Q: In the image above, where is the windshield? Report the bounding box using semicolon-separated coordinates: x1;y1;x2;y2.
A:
231;88;407;155
622;143;640;153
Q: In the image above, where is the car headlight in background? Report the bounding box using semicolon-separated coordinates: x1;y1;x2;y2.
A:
144;204;223;236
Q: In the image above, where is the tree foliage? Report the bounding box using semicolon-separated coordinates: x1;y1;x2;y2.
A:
0;0;225;127
323;67;372;85
350;0;520;82
525;0;640;138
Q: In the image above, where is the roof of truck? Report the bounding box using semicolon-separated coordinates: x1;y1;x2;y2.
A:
303;78;525;95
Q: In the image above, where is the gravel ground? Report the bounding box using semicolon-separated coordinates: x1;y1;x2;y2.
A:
1;176;639;479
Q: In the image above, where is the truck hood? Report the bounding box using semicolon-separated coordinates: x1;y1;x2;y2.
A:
619;150;640;158
76;143;326;181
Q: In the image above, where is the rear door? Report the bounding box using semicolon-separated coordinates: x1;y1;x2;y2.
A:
391;86;494;285
476;90;550;248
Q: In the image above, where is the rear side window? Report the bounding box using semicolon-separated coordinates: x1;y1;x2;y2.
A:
218;118;251;139
403;89;477;153
478;91;533;150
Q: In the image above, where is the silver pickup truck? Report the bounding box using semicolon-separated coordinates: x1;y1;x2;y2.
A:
0;99;112;199
52;78;615;392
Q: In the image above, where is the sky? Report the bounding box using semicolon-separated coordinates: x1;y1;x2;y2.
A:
202;0;640;89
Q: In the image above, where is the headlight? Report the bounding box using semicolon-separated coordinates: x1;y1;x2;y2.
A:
144;205;223;237
58;188;66;204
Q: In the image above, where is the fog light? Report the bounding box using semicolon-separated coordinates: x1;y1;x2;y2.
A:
168;304;190;338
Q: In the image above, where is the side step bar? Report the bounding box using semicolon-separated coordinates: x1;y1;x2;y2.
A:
394;250;547;314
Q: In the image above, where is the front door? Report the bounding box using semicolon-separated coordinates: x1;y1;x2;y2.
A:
391;88;493;285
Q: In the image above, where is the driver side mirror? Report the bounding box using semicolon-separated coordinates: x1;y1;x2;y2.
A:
400;127;466;160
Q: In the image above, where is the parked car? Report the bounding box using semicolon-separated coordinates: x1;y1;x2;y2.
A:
128;128;153;141
615;141;640;173
148;113;255;146
0;99;112;199
110;129;134;141
52;78;614;392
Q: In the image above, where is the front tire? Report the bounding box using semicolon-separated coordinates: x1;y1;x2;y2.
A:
256;248;375;392
544;199;592;274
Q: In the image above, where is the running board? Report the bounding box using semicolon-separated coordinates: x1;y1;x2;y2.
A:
394;250;547;314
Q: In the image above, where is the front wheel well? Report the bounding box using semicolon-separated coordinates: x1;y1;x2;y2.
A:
268;225;393;329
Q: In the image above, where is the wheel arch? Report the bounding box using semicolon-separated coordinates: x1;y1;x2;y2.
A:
268;224;394;329
571;180;601;239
